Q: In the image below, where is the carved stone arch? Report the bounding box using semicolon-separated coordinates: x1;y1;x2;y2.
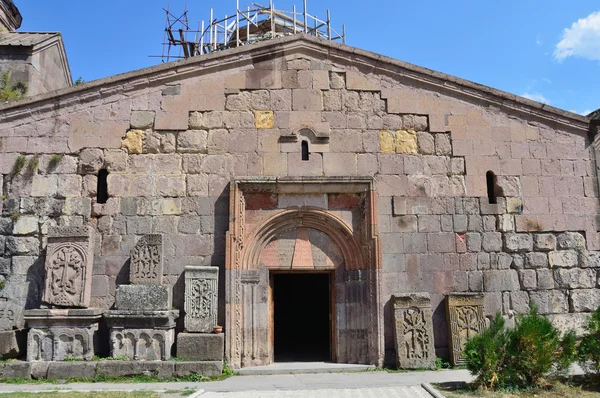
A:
280;126;330;154
225;178;383;369
243;207;363;271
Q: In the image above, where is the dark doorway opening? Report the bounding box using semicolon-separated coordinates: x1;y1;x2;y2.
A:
273;273;331;362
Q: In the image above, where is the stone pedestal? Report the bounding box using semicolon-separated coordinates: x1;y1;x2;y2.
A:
0;330;26;359
446;293;486;366
23;308;103;361
176;333;224;361
105;310;179;360
392;293;436;369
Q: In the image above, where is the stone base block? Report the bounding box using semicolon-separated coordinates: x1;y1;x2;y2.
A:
115;285;172;311
47;362;96;379
0;330;26;359
24;309;103;361
97;361;174;379
105;310;179;360
175;361;222;377
176;333;224;361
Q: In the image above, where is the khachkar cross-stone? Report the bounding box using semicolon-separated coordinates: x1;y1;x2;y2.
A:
392;293;436;369
43;226;95;308
184;266;218;332
131;235;163;285
446;293;486;365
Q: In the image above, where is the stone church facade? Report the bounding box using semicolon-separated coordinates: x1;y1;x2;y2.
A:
0;33;597;368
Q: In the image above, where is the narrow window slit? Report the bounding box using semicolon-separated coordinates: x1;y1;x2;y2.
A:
301;141;309;161
97;169;109;204
486;170;498;204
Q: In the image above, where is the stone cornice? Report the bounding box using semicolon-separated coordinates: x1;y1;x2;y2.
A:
0;33;589;132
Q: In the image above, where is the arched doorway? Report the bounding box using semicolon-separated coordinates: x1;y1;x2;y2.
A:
225;178;382;369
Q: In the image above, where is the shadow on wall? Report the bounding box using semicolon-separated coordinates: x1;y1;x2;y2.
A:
25;257;44;310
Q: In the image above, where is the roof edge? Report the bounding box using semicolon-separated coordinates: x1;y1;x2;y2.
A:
0;33;589;130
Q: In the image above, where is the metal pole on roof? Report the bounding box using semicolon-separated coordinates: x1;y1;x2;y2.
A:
200;20;205;54
342;24;346;44
236;0;240;47
293;5;297;34
270;0;274;36
247;6;250;43
224;14;228;46
303;0;307;34
210;8;214;50
327;10;331;40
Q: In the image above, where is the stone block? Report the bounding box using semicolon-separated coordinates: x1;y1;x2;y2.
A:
43;225;95;308
416;132;434;154
570;289;600;312
504;233;533;253
506;197;523;214
96;361;174;379
47;362;96;379
115;285;172;311
580;251;600;268
2;361;31;379
554;268;596;289
79;148;104;174
482;232;502;252
105;310;179;360
121;130;143;154
557;232;586;249
446;294;485;365
31;361;49;379
536;269;554;290
529;290;568;314
176;332;224;361
483;270;519;291
548;313;590;337
396;130;417;154
518;269;536;290
533;234;556;251
130;111;155;129
391;293;436;369
435;133;452;155
130;235;163;285
175;361;222;377
292;89;322;111
184;266;219;333
548;250;578;268
468;271;483;291
0;330;25;359
524;252;548;269
254;111;274;129
466;233;481;252
24;308;103;361
177;130;207;153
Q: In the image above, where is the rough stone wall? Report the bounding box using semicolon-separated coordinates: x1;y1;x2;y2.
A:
0;38;595;363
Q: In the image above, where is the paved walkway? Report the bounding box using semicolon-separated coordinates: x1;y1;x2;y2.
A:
0;369;474;396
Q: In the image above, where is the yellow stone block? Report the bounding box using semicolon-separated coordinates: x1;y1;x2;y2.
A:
121;130;143;154
254;110;274;129
379;130;395;153
395;130;417;154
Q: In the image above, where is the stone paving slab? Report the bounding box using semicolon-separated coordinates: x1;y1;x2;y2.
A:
200;386;435;397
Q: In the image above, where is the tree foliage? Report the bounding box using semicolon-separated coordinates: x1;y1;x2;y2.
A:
0;71;27;102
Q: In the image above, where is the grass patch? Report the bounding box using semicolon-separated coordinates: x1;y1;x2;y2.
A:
435;376;600;398
48;154;63;169
0;392;161;398
0;372;232;385
12;155;25;175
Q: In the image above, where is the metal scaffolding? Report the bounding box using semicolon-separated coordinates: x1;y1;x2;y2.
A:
155;1;346;62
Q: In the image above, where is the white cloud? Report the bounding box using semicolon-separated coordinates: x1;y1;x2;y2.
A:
568;108;593;116
554;11;600;61
521;92;550;104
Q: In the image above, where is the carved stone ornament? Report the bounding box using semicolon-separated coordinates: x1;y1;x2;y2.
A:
446;293;486;365
392;293;436;369
43;225;95;308
130;235;163;285
184;266;218;333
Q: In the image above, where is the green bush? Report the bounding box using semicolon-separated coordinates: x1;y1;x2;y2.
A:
578;305;600;375
464;307;576;390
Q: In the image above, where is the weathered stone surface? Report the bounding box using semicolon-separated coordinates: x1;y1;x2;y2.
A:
446;294;485;365
176;332;224;361
130;111;155;129
529;290;568;314
554;268;596;289
482;232;502;252
483;270;519;291
104;310;179;360
395;130;417;154
0;330;25;359
174;361;222;377
391;293;435;369
580;251;600;268
2;361;31;379
570;289;600;312
47;362;96;379
130;235;163;285
24;308;103;361
533;234;556;251
254;110;274;128
504;233;533;253
557;232;586;250
43;225;95;308
547;313;590;337
121;130;144;154
184;266;219;333
177;130;207;153
548;250;578;268
115;285;172;311
96;361;174;379
524;252;548;269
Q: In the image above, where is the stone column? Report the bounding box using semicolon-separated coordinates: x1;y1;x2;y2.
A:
391;293;436;369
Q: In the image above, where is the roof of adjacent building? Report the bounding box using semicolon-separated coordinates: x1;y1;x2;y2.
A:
0;33;590;130
0;31;61;47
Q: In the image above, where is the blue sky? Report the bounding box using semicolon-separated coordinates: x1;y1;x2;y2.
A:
16;1;600;115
